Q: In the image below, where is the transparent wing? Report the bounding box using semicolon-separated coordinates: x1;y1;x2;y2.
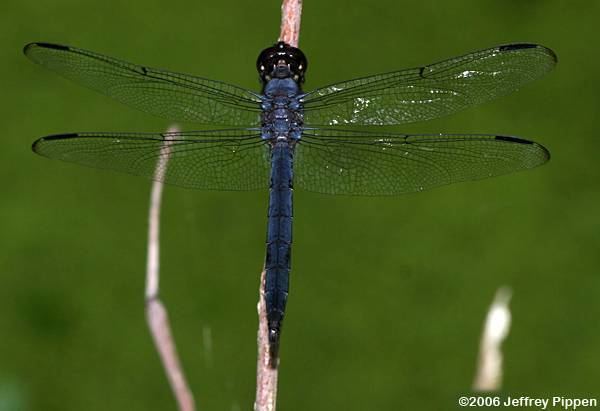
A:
33;129;271;190
295;128;549;195
24;42;262;126
302;44;557;126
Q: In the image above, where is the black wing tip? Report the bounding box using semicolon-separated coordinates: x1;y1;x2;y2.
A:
495;135;551;162
23;42;70;55
498;43;538;51
495;135;533;144
32;133;79;152
498;43;558;63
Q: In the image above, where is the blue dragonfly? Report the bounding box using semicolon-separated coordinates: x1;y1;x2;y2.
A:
24;41;556;363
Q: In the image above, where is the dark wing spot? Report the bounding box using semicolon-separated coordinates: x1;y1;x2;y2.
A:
497;43;558;63
495;135;551;161
23;42;70;55
495;135;534;144
498;43;538;51
34;42;70;51
42;133;79;141
32;133;79;152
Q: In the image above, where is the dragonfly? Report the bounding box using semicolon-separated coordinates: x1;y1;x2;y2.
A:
24;41;556;363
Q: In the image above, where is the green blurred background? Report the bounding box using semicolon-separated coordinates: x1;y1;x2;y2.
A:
1;1;599;410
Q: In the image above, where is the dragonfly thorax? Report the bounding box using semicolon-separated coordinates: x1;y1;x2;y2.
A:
261;79;303;143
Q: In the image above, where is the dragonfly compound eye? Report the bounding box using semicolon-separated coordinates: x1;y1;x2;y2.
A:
257;41;307;84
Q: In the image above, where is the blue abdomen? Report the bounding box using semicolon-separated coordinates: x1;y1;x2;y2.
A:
264;141;294;355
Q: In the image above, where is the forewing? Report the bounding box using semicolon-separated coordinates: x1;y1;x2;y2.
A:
302;44;556;126
33;129;270;190
294;128;549;195
24;42;262;126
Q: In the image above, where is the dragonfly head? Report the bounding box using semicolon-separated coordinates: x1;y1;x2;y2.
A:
257;41;307;85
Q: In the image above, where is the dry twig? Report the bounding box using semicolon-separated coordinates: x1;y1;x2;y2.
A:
145;126;196;411
279;0;303;47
